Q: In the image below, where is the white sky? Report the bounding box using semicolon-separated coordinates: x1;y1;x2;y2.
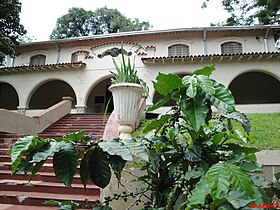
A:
20;0;229;41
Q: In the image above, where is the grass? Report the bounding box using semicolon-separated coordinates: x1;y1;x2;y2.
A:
246;113;280;150
133;113;280;150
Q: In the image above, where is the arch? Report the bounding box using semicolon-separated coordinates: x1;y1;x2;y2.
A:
0;82;19;110
86;76;113;114
229;71;280;104
168;44;190;57
152;73;190;106
28;80;77;109
221;41;242;54
30;54;46;65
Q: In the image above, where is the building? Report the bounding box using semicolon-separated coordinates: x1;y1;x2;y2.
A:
1;25;280;115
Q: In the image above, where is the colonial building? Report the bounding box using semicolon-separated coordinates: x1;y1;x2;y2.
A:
1;25;280;115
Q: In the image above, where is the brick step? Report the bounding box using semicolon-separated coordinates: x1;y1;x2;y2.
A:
0;180;99;196
42;128;105;133
45;126;106;130
0;149;10;155
0;190;97;207
0;162;82;174
0;204;58;210
0;170;84;184
0;155;53;164
0;162;58;173
39;135;103;139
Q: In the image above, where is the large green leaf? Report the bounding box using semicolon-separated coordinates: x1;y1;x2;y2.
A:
205;163;230;199
180;95;209;131
53;143;78;187
30;141;65;163
143;114;171;133
80;149;93;189
89;148;111;189
29;160;46;181
146;94;172;112
99;139;133;161
11;136;46;173
122;139;149;162
208;80;235;112
153;73;183;96
64;130;85;142
222;112;251;134
239;161;263;173
110;155;126;181
197;75;215;95
188;176;209;205
184;145;202;162
186;76;198;98
193;65;215;76
225;189;254;209
227;163;256;198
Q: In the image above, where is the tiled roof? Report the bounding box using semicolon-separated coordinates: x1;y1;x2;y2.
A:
141;51;280;64
0;61;86;74
19;25;280;48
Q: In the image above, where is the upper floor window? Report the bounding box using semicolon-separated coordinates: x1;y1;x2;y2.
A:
221;42;242;54
71;50;90;62
168;44;190;57
30;54;46;66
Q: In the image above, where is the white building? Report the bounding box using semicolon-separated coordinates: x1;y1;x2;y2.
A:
1;25;280;115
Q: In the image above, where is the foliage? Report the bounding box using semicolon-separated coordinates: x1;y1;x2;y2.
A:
0;0;26;64
109;45;149;95
203;0;280;25
10;66;278;209
50;7;151;39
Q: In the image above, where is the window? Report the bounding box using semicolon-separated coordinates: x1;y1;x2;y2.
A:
221;42;242;54
71;53;79;63
30;55;46;65
168;44;189;57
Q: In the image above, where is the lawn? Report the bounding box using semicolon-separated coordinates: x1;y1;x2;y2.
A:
134;113;280;150
246;113;280;150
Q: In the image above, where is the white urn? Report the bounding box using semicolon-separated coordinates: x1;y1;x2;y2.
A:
109;83;144;139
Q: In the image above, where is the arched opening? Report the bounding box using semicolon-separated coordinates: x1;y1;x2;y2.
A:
152;73;189;106
29;80;77;109
229;72;280;104
0;82;19;109
86;78;113;114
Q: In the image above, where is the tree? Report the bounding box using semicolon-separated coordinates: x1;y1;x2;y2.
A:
0;0;26;65
50;7;151;40
203;0;280;26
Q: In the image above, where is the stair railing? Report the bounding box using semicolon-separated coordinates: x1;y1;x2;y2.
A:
0;97;73;135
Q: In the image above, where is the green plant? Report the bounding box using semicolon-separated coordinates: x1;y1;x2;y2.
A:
110;45;149;95
10;66;279;209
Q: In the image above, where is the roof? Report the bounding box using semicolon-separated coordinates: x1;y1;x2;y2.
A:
0;62;86;74
19;25;280;48
141;52;280;64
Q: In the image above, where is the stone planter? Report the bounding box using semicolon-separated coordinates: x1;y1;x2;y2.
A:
109;83;144;139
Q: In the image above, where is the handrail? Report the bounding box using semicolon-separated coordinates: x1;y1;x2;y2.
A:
0;97;72;135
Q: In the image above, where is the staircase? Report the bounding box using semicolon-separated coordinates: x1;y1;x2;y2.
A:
0;114;107;209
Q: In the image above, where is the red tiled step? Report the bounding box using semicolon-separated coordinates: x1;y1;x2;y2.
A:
0;170;83;184
0;190;97;206
0;179;99;196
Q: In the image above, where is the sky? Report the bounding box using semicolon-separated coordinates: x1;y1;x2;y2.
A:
19;0;229;42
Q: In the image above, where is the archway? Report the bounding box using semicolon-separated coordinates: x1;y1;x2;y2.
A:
0;82;19;110
29;80;77;109
229;72;280;104
86;78;113;113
